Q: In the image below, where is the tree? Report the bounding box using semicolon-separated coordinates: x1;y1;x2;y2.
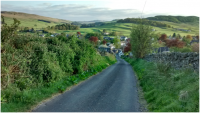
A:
186;35;193;41
113;37;121;49
182;37;190;46
24;27;29;32
172;33;176;37
196;35;199;40
165;39;185;48
191;43;199;52
1;17;20;42
110;31;117;36
1;15;5;24
176;34;181;39
103;29;107;33
130;22;154;58
103;40;107;45
123;41;131;53
77;32;81;35
85;32;102;40
159;34;167;42
89;36;98;45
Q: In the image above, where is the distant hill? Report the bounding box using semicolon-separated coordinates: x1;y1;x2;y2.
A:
1;11;71;23
146;15;199;23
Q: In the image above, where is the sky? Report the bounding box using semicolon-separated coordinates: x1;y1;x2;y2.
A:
1;0;200;21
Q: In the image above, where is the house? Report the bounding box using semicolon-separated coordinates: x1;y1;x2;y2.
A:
39;34;45;37
157;47;169;53
110;37;115;40
53;33;60;36
121;42;125;46
98;45;111;52
106;42;111;46
108;44;115;49
120;36;127;41
112;49;118;53
103;37;110;40
103;32;109;35
190;40;199;45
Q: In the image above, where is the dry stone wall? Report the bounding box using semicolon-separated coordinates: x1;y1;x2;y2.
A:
144;52;199;70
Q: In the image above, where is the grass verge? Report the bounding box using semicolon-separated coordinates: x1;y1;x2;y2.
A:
122;57;199;112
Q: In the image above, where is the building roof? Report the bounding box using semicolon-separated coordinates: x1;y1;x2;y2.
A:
157;47;169;53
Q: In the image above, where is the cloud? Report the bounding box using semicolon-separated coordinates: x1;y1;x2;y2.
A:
38;3;52;6
1;2;192;21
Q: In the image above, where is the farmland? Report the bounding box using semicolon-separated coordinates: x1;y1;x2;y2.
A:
2;11;199;37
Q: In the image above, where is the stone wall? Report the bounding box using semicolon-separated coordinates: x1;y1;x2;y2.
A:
144;52;199;70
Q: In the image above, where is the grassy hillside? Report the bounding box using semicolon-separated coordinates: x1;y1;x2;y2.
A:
2;11;198;37
57;22;199;37
1;11;71;29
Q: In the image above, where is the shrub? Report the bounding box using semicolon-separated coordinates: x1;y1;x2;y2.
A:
103;40;107;45
191;43;199;52
165;39;185;48
123;41;131;53
159;34;167;42
170;47;192;53
89;36;98;44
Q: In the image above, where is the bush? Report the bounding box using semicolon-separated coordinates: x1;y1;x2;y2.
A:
1;17;117;112
169;47;192;53
191;43;199;53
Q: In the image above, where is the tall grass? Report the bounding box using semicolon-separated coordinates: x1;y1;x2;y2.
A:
123;58;199;112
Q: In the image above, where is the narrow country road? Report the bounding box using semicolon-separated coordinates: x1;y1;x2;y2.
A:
32;56;140;112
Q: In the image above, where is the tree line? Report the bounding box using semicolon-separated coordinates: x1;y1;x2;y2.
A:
46;23;79;30
146;15;199;23
117;18;172;28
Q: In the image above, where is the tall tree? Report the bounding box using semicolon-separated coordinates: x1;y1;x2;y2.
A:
89;36;98;45
172;33;176;37
130;21;154;58
113;37;121;49
103;40;107;45
159;34;167;42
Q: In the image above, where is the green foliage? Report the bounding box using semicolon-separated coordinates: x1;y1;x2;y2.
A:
113;37;121;49
109;31;117;36
85;32;102;39
147;15;199;23
48;23;79;30
117;18;171;28
1;17;118;112
169;47;192;53
130;20;154;58
123;58;199;112
1;16;20;42
172;33;176;37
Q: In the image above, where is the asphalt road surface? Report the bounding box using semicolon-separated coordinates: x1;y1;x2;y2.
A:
32;56;140;112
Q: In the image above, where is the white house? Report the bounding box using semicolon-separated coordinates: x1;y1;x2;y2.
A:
104;32;109;35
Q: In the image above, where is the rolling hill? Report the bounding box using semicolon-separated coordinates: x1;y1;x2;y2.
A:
1;11;199;37
1;11;71;29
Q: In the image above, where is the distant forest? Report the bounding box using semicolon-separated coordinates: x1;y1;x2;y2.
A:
46;23;79;30
146;16;199;23
117;18;172;28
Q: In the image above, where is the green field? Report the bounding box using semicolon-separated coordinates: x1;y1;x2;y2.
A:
57;22;199;37
2;11;199;37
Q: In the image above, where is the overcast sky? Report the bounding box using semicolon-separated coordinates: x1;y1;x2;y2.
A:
1;0;200;21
